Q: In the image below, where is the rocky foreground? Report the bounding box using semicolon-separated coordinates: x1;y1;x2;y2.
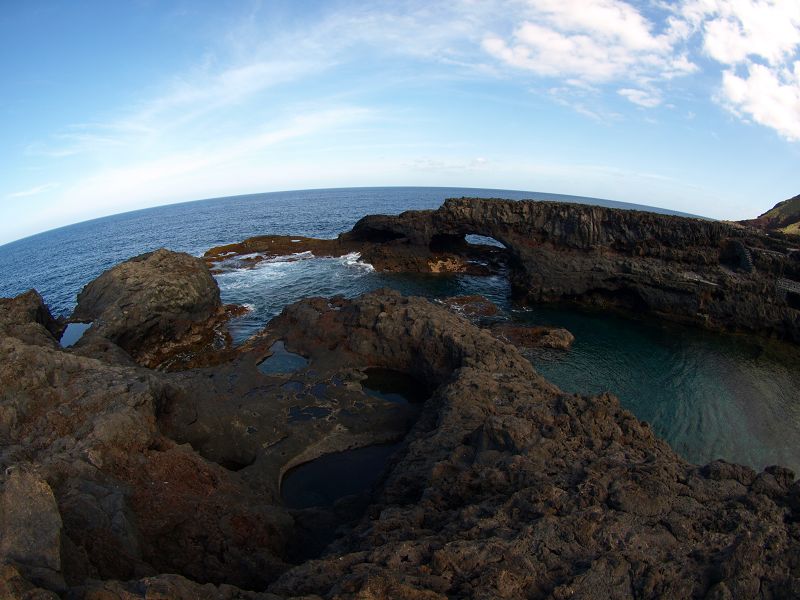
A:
3;200;800;599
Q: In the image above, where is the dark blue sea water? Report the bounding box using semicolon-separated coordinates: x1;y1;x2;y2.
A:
1;186;798;473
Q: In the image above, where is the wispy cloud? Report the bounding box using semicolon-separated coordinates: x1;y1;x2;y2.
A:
49;106;372;220
5;182;59;199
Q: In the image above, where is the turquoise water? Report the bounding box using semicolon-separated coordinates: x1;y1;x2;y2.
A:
0;186;797;473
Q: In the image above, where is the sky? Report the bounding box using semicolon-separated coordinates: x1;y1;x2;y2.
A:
1;0;799;245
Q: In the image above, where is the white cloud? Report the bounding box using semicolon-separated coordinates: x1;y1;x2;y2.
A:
618;87;662;107
481;0;800;140
695;0;800;66
721;61;800;140
678;0;800;140
482;0;696;86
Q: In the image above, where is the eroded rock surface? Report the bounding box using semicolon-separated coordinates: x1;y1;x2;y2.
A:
0;259;291;594
265;291;800;599
2;230;800;599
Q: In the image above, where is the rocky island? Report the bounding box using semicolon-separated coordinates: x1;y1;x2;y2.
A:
2;198;800;599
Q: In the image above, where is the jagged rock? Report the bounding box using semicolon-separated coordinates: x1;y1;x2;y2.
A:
490;323;575;349
71;248;227;368
353;198;800;342
0;286;292;591
0;467;65;592
265;291;800;599
0;289;61;347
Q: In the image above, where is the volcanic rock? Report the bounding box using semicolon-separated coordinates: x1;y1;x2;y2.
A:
342;198;800;342
0;283;292;593
264;291;800;599
0;467;64;591
71;248;229;368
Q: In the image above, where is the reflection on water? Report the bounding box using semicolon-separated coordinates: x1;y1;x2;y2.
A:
60;322;92;348
218;253;800;474
257;340;308;374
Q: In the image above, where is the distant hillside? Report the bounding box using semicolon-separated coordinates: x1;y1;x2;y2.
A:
741;194;800;235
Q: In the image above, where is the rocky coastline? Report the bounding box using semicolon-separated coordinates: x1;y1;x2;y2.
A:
207;198;800;343
3;199;800;599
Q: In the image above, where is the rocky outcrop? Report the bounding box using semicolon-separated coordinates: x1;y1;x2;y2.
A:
0;468;64;592
213;198;800;342
0;270;292;594
740;194;800;236
355;198;800;342
71;248;234;368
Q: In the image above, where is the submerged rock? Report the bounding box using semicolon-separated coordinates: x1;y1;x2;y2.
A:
490;322;575;349
441;294;500;318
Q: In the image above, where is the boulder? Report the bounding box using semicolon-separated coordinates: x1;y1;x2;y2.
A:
72;249;225;367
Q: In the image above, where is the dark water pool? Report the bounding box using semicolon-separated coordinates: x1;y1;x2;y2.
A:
361;368;428;404
281;443;401;509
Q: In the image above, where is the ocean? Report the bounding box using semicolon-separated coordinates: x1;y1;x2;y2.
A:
1;186;798;473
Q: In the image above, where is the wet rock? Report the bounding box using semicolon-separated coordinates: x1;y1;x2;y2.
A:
441;295;500;318
71;248;227;368
490;323;575;349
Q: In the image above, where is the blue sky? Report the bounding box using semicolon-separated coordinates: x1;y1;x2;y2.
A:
1;0;799;244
